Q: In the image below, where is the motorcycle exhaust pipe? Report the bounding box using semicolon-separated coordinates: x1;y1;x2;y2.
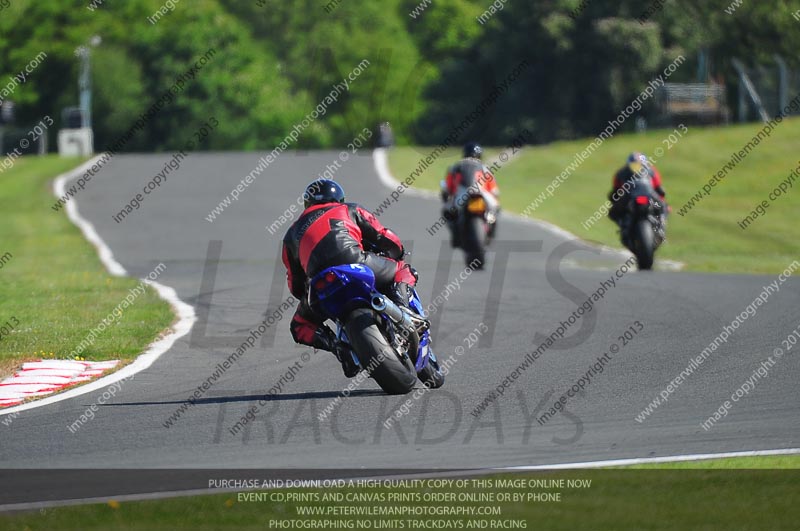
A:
370;294;416;331
370;294;387;311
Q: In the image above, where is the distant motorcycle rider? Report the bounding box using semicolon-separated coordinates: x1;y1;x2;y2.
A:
282;179;418;377
440;142;500;245
608;152;667;227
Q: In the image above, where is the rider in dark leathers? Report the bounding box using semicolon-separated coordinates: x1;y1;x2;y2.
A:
608;152;667;227
440;142;500;249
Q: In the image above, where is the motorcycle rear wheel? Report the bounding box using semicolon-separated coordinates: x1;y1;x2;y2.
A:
344;308;417;395
633;219;655;270
461;216;485;269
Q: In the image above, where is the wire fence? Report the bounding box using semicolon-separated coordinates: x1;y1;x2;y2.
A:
734;57;800;122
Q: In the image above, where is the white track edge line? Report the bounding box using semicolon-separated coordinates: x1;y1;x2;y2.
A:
497;447;800;470
0;156;197;417
372;148;684;272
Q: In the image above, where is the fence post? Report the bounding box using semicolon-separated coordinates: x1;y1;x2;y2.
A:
732;58;770;123
774;55;789;114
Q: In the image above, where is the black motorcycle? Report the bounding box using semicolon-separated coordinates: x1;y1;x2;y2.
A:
620;178;666;270
441;181;498;269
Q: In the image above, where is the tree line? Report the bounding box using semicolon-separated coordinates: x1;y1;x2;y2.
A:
0;0;796;152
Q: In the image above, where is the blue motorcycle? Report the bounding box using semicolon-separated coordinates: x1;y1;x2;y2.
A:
308;263;444;394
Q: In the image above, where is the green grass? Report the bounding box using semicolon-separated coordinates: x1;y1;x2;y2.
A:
388;119;800;274
630;454;800;469
0;156;174;376
2;461;798;530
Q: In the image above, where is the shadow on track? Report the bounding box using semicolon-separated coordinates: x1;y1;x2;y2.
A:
97;389;386;407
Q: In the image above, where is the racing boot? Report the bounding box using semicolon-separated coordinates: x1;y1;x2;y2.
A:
314;327;359;378
447;218;461;249
441;205;461;248
388;281;429;335
388;281;412;311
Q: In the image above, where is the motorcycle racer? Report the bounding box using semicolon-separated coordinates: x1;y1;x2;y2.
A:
440;142;500;248
608;152;667;227
282;179;418;377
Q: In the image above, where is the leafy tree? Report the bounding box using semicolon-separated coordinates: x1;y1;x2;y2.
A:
1;0;798;151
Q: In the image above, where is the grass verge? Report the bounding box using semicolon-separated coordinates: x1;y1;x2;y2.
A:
629;454;800;469
1;457;798;530
387;119;800;274
0;156;174;378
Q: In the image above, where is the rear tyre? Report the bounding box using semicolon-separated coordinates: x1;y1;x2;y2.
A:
634;219;655;270
344;308;416;395
486;218;497;246
461;216;485;269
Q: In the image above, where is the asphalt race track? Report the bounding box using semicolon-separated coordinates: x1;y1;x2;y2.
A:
1;151;797;497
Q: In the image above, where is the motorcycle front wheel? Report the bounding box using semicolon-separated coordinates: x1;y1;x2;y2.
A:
416;355;445;389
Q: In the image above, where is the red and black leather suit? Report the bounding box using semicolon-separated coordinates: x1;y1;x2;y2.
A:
608;164;666;223
281;202;417;350
445;158;499;199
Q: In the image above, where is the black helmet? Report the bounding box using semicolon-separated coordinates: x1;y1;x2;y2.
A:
463;142;483;159
303;179;345;209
